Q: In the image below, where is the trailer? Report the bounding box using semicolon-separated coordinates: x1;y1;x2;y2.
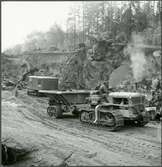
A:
39;89;93;118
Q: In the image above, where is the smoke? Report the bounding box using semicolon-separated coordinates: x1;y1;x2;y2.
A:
125;33;147;82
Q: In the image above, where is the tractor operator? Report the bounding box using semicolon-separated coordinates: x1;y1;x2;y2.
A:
95;81;109;103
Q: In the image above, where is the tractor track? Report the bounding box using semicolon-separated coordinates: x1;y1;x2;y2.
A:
37;118;161;165
18;110;161;166
2;90;161;166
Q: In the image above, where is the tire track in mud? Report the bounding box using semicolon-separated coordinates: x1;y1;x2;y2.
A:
3;107;161;166
33;115;161;165
2;91;161;166
17;95;161;166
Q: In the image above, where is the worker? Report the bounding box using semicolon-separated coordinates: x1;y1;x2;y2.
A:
99;81;108;93
97;81;109;103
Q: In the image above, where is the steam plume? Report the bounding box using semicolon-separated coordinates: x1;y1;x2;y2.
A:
126;33;147;82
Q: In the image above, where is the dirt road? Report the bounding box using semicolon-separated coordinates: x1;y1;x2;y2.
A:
2;90;161;166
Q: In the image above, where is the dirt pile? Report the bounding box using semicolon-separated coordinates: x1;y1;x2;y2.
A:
2;90;161;166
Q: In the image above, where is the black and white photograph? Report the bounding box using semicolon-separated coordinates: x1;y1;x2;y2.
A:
1;1;162;166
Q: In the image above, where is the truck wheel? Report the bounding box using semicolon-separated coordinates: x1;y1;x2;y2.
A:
47;105;62;118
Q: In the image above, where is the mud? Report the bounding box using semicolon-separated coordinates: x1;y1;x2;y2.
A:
2;90;161;166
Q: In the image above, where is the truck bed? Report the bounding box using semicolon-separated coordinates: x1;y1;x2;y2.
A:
39;89;94;104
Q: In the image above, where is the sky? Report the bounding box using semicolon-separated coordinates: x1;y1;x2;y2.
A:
2;1;81;51
2;1;147;52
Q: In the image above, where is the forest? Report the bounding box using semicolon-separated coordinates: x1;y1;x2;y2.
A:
4;1;161;55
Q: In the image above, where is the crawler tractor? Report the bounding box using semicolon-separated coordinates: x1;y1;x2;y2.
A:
79;92;150;131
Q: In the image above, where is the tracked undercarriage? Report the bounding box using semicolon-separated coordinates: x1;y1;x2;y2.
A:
80;106;124;131
79;92;150;131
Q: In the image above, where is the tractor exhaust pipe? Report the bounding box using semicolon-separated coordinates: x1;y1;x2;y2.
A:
94;104;101;123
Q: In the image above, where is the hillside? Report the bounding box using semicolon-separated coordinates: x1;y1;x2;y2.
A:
2;38;161;91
